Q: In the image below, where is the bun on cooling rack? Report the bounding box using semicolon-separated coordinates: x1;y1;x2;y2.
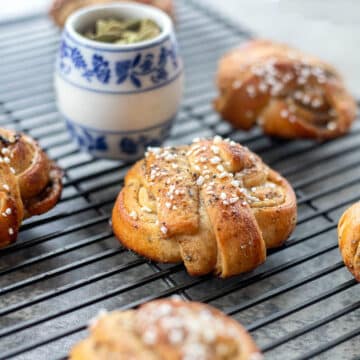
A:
112;136;297;278
0;128;62;247
338;201;360;282
50;0;174;27
214;40;357;140
70;298;262;360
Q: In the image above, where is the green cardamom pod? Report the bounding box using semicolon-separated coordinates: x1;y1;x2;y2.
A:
83;18;161;44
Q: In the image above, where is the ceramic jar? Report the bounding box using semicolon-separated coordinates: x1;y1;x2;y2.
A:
55;3;183;160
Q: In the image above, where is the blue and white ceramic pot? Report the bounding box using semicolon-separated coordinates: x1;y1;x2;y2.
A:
55;3;183;161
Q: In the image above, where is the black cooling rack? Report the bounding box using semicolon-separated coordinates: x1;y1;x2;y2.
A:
0;1;359;359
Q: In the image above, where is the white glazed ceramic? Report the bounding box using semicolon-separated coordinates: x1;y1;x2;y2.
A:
55;3;183;160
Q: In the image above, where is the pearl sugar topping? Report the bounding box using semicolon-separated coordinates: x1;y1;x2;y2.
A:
138;301;241;358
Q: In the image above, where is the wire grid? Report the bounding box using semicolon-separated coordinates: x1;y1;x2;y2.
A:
0;1;359;359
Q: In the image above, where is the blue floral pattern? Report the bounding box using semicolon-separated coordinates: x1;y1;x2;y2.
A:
60;40;111;84
65;120;108;151
119;123;171;155
82;55;111;83
64;117;173;159
59;38;178;88
115;46;178;88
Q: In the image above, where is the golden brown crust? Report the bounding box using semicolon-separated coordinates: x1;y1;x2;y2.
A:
338;202;360;282
214;40;357;140
70;298;262;360
49;0;175;27
0;129;63;248
0;163;23;247
112;136;297;278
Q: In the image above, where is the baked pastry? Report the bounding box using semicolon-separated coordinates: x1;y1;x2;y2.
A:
50;0;174;27
70;298;262;360
112;136;297;277
214;40;357;140
0;128;62;248
338;202;360;282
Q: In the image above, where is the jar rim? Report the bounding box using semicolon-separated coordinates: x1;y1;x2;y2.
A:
65;2;173;51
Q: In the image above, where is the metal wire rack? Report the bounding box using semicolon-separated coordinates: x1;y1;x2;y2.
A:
0;1;359;359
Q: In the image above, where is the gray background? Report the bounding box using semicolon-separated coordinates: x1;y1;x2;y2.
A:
201;0;360;98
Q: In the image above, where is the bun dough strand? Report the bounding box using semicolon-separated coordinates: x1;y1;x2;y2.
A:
112;136;297;277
